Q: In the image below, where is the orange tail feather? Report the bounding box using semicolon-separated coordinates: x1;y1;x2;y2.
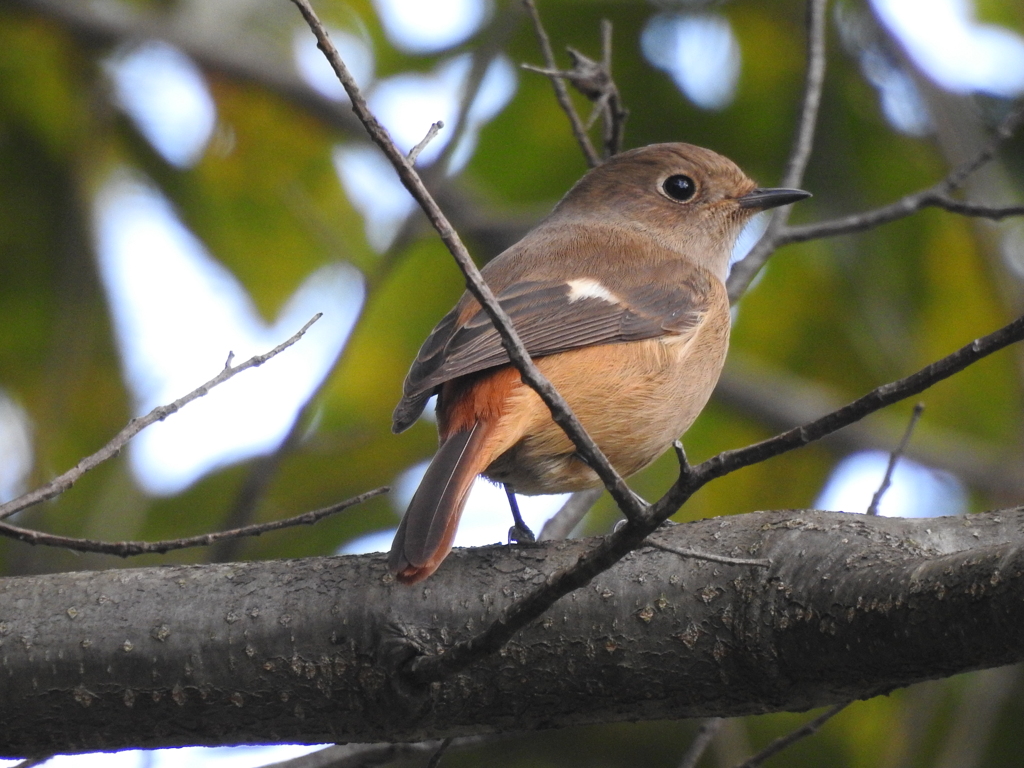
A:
388;421;492;584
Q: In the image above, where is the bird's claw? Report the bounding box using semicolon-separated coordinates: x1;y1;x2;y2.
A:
508;524;536;544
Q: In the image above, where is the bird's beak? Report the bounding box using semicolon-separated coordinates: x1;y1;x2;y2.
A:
736;187;812;210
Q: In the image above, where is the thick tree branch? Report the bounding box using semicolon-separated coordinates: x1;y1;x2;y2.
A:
3;508;1024;755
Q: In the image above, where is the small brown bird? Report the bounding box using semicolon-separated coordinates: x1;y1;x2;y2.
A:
389;143;809;584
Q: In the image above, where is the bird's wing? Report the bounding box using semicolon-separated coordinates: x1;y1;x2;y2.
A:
392;260;716;432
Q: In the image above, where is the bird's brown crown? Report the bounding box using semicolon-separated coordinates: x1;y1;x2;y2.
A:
547;143;762;279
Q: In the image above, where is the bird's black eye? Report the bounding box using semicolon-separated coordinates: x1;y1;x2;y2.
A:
662;175;696;202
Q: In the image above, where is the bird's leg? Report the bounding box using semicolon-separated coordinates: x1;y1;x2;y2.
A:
505;485;536;544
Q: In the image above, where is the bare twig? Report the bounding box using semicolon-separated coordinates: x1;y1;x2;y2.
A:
781;193;1024;245
522;38;627;161
260;742;428;768
0;487;387;556
434;6;523;172
289;0;644;523
775;102;1024;247
408;121;444;165
599;20;626;157
727;0;828;301
0;314;322;522
406;312;1024;683
425;738;454;768
732;703;847;768
716;356;1023;499
11;756;52;768
866;402;924;516
538;487;604;541
521;0;601;167
678;718;725;768
258;738;488;768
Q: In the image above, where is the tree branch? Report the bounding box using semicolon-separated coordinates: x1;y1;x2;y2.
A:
727;0;828;301
780;192;1024;246
289;0;644;524
773;100;1024;249
865;402;923;516
733;703;847;768
0;314;322;521
4;508;1024;754
0;487;386;556
715;356;1024;500
407;311;1024;682
521;0;601;167
678;718;724;768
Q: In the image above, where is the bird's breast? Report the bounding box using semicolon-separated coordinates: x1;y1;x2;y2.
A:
483;306;730;494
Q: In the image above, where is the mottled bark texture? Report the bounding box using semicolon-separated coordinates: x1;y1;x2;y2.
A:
1;508;1023;756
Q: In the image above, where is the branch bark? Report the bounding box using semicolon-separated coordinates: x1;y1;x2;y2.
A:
2;508;1024;756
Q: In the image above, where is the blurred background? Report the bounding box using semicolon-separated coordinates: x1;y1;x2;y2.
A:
1;0;1023;765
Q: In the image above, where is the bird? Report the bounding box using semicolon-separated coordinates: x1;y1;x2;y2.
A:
388;142;810;584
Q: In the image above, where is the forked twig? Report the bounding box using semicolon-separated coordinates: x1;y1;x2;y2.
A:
521;0;600;167
0;314;322;522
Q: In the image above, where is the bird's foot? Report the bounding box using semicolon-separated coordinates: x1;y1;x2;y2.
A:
508;523;537;544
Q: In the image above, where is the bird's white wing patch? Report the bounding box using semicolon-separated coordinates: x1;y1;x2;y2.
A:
566;278;620;304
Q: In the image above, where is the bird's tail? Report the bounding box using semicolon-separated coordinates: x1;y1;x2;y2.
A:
388;421;491;584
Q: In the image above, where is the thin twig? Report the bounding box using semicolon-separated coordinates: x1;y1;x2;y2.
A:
258;742;431;768
524;41;626;161
599;20;626;157
678;718;725;768
258;738;489;768
425;738;454;768
781;193;1024;245
289;0;643;523
732;703;848;768
716;356;1020;498
521;0;600;167
12;756;53;768
866;402;924;516
0;314;322;522
406;312;1024;683
408;121;444;165
727;0;828;302
434;6;522;171
538;487;603;541
776;101;1024;247
0;487;387;556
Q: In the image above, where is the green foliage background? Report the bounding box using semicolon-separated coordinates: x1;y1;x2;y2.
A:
1;0;1023;764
